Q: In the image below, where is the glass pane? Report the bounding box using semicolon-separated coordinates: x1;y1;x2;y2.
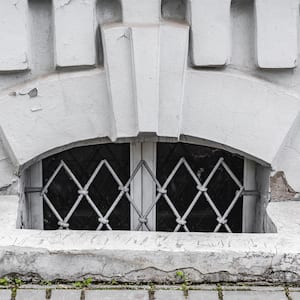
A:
156;143;244;232
42;143;130;230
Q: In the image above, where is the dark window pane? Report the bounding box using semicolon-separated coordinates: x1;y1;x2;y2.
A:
156;143;244;232
43;143;130;230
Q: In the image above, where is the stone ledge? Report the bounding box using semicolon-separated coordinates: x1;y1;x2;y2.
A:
266;201;300;234
1;197;300;284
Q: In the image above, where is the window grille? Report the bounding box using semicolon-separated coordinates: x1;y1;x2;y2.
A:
42;144;130;230
25;142;255;232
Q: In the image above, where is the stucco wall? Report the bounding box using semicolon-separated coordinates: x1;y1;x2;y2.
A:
1;0;300;195
0;0;297;194
1;0;300;285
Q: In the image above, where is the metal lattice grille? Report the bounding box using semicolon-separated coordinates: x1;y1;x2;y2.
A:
42;156;245;232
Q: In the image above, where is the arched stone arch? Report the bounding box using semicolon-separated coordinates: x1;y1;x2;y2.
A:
0;69;299;173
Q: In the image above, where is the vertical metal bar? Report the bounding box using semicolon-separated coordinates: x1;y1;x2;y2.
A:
130;142;143;230
243;159;257;233
26;161;44;229
130;142;157;231
141;142;156;231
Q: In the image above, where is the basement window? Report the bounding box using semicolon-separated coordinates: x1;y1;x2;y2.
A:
24;142;258;232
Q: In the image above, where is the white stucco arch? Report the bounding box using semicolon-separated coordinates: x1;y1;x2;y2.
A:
0;68;299;177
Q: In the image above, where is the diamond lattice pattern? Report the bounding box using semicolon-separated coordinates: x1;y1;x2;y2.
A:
42;157;244;232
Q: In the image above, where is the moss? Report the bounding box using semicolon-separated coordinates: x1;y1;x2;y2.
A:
216;284;223;300
11;287;17;300
284;286;292;300
148;283;155;300
46;288;52;300
0;278;9;286
72;278;93;289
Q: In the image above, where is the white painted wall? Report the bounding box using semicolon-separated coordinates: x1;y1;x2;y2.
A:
0;0;300;195
1;0;300;284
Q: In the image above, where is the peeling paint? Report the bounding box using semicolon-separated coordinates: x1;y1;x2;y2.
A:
19;88;38;98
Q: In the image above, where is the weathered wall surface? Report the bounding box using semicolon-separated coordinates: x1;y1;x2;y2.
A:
0;0;300;196
0;195;299;284
1;0;300;288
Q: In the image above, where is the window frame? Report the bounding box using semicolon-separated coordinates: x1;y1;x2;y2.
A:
24;141;258;232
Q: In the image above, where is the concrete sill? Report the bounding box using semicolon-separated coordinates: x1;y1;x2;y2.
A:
0;196;299;284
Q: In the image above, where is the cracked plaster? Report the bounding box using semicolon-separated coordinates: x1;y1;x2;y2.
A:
0;196;298;283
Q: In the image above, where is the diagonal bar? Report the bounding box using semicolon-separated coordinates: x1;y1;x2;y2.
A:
173;158;223;232
43;194;64;225
214;187;244;232
135;160;188;231
42;161;65;194
42;155;247;233
97;160;150;231
221;160;243;189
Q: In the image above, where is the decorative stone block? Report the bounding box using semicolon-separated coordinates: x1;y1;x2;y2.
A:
130;26;160;133
101;25;138;138
158;23;189;137
187;0;231;66
121;0;160;23
255;0;298;68
53;0;96;67
0;0;29;71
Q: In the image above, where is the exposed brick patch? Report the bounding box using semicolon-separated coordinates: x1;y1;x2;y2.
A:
271;171;297;201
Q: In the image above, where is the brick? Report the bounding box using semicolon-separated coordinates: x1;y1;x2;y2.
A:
51;289;81;300
223;289;287;300
289;291;300;300
16;289;45;300
0;289;11;300
154;289;185;300
85;289;148;300
189;289;219;300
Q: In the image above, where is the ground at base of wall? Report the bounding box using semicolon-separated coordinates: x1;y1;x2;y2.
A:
0;284;299;300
